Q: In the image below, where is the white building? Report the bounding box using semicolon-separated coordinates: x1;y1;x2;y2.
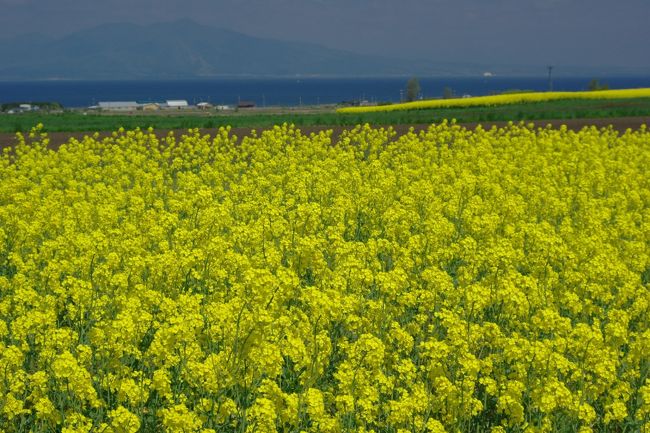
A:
164;100;189;109
98;101;140;111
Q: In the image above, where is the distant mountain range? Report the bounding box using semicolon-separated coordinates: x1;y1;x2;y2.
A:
0;20;646;80
0;19;516;80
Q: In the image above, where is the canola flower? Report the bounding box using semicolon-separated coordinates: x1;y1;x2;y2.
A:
0;121;649;433
336;88;650;113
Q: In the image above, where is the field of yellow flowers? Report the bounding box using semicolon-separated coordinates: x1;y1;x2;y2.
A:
336;88;650;113
1;122;649;433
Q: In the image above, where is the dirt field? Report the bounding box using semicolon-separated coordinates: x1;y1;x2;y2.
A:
1;117;648;151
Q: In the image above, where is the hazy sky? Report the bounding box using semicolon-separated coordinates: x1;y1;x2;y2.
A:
1;0;649;69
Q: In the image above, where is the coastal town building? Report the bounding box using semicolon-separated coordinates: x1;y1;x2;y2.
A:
141;103;160;111
163;100;189;109
98;101;139;111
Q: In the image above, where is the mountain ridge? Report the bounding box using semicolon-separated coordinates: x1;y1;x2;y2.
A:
0;19;506;80
2;20;647;80
0;20;491;80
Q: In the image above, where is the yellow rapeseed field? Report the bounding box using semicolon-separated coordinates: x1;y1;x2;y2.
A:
0;122;649;433
336;88;650;113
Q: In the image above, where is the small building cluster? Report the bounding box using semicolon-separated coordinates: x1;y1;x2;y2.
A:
90;100;238;112
1;98;262;114
5;103;42;114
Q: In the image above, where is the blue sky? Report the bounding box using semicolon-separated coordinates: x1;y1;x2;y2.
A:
1;0;649;69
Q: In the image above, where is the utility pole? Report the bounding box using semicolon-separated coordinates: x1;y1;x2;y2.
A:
547;66;554;92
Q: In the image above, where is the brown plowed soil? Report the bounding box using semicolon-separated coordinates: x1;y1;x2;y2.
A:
1;117;648;151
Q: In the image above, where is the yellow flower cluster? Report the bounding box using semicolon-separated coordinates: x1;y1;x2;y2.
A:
0;121;649;432
336;88;650;113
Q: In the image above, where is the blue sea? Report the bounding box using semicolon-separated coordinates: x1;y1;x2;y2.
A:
1;76;650;108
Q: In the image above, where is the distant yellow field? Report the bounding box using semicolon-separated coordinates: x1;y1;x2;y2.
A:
337;87;650;113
